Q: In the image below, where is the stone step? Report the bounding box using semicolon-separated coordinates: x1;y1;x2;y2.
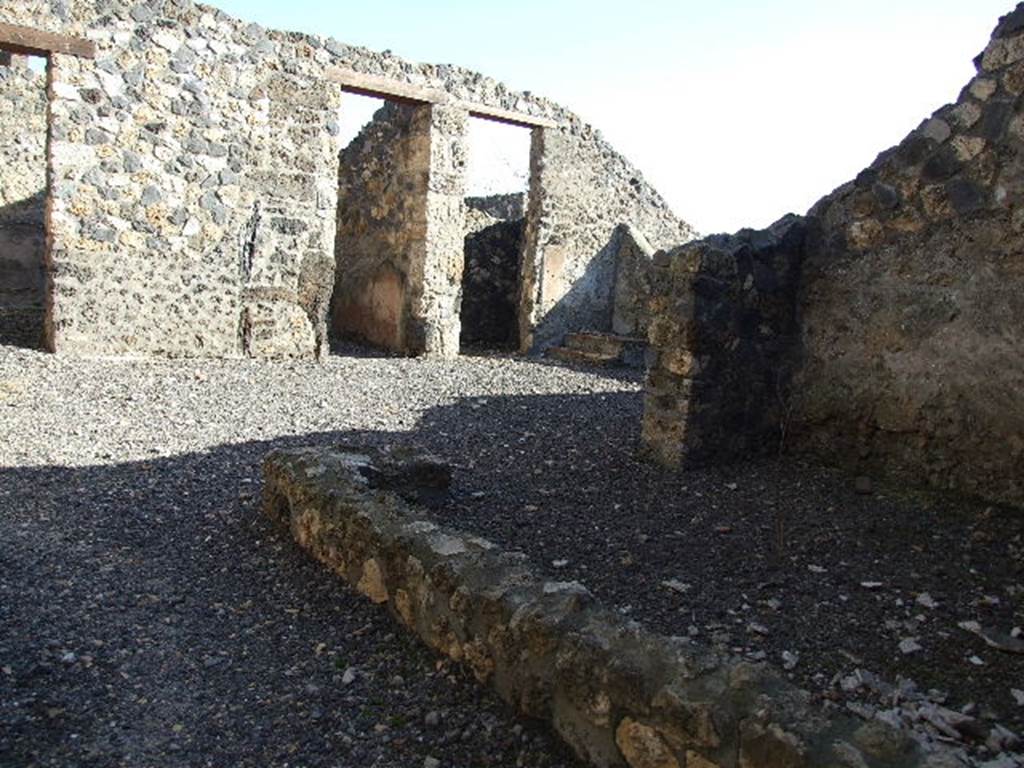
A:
546;346;620;367
547;331;648;369
564;331;646;357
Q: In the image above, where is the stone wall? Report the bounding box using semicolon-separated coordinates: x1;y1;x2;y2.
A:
642;4;1024;507
332;101;468;355
413;104;469;356
465;192;525;221
789;6;1024;506
332;102;433;352
460;195;525;349
610;224;657;338
29;1;343;358
642;218;804;468
519;127;698;352
9;0;695;360
0;58;47;348
263;445;944;768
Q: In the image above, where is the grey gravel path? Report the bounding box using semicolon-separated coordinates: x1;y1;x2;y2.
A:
0;346;626;768
1;345;1021;767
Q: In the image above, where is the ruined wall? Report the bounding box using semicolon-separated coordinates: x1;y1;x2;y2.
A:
642;219;804;468
332;102;433;352
412;104;468;356
610;224;656;339
460;195;525;349
332;101;467;355
1;0;343;358
519;127;698;352
0;58;47;348
465;192;524;221
790;7;1024;506
642;5;1024;507
38;2;342;358
4;1;342;358
9;0;695;359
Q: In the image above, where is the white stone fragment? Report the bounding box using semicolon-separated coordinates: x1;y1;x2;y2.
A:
899;638;922;654
151;31;181;52
96;69;123;98
916;592;939;609
51;82;81;101
542;581;588;595
428;533;467;556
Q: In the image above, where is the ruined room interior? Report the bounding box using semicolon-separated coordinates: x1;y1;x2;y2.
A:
1;3;1022;768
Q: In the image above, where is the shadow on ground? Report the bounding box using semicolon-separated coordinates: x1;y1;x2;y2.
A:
2;388;1021;767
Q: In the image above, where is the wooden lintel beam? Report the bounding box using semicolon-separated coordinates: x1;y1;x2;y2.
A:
462;102;558;129
325;65;444;105
324;65;559;129
0;22;95;59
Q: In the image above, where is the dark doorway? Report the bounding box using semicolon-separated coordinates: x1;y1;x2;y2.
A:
0;53;48;349
459;117;530;352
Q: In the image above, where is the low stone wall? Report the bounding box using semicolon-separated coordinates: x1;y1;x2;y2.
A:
263;445;942;768
460;196;525;349
0;59;47;348
642;218;804;468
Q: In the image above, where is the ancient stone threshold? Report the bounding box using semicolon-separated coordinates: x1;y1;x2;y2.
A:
262;445;956;768
547;332;648;369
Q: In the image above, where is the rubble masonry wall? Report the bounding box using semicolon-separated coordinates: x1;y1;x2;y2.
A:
5;0;695;358
642;4;1024;507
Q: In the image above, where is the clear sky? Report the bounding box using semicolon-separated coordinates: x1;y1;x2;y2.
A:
206;0;1010;234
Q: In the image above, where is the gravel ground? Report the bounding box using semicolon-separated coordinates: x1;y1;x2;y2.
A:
1;344;1022;766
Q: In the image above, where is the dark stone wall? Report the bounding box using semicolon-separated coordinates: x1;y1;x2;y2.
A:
642;218;804;468
460;195;525;350
644;4;1024;507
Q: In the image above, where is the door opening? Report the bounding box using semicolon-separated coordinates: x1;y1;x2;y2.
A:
0;53;48;349
459;116;530;353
